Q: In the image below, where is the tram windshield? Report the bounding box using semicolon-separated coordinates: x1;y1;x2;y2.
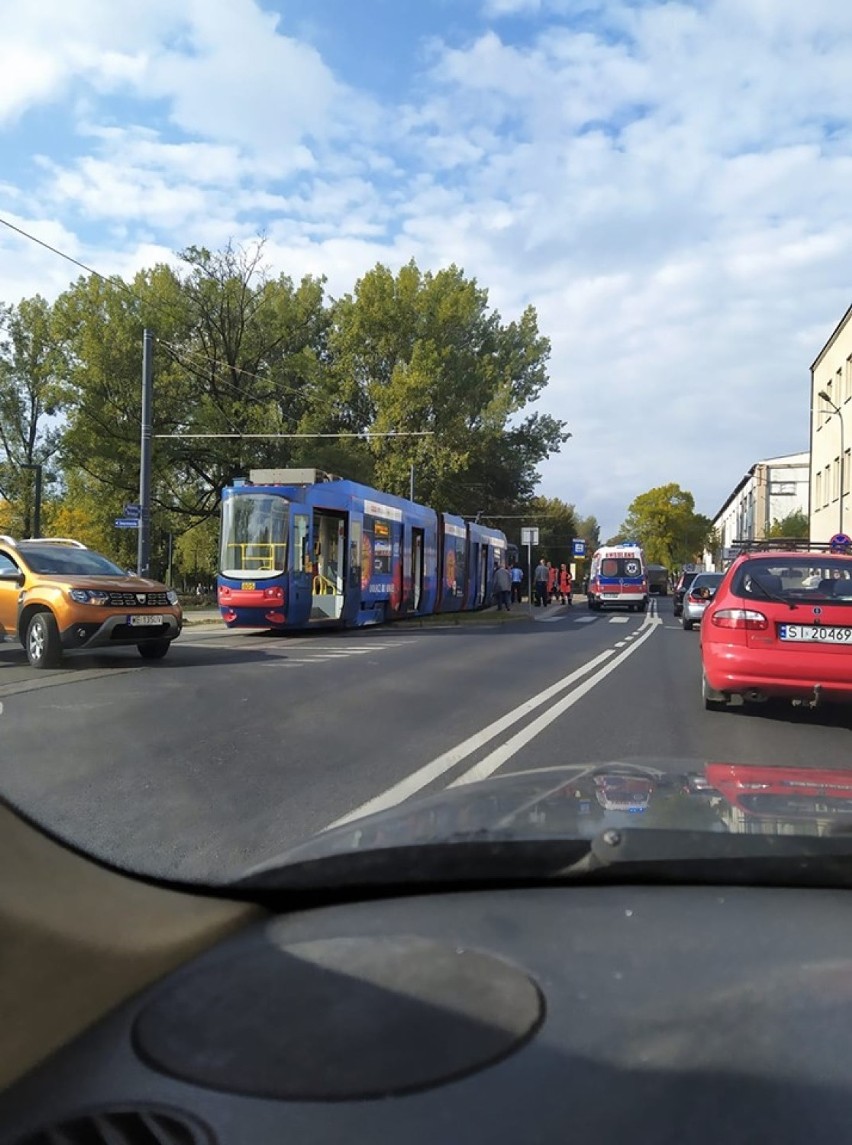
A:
220;493;289;578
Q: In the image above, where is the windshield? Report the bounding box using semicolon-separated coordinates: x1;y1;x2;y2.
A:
733;558;852;603
219;493;289;579
18;546;127;577
1;2;851;902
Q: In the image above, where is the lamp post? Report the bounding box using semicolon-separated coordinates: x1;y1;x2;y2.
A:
20;463;42;538
819;390;845;536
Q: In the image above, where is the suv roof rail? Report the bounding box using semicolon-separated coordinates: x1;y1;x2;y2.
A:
731;538;852;554
0;535;17;548
21;537;88;549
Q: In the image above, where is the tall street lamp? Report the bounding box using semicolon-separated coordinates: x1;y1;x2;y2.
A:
20;463;42;538
819;390;846;536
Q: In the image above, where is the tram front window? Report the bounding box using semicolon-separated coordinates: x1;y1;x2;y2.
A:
220;493;289;578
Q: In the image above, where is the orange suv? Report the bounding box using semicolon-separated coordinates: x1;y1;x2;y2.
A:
0;536;182;668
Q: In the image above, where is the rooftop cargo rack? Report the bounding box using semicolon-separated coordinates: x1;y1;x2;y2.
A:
731;538;852;554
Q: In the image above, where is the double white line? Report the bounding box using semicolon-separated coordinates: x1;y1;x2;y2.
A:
326;607;662;829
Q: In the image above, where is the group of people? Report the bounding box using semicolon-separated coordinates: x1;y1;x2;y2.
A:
491;559;573;611
533;559;573;608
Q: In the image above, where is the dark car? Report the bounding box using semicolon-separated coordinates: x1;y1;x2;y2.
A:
672;569;700;617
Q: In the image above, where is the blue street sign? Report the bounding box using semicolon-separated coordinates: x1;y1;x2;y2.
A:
115;518;140;529
572;538;586;557
123;504;141;518
830;533;852;551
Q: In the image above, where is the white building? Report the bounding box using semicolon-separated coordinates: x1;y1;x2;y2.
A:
810;303;852;543
705;451;810;568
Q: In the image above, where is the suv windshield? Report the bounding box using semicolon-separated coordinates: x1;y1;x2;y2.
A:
733;558;852;603
18;546;127;577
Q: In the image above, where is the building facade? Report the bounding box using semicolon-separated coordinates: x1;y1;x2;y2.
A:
810;303;852;543
706;451;810;568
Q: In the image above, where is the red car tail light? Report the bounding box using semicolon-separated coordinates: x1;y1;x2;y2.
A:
711;608;768;631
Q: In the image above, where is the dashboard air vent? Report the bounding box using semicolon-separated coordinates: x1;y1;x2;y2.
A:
16;1106;213;1145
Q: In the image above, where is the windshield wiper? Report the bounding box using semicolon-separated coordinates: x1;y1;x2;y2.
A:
752;581;798;610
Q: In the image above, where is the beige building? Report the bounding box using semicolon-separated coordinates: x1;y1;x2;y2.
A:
810;303;852;542
705;451;810;568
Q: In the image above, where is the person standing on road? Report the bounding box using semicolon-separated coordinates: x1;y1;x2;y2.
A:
547;561;557;605
534;558;549;607
559;564;572;606
510;562;524;604
493;561;512;611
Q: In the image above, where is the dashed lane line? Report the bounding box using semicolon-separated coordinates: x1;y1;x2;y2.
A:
327;608;660;829
449;612;662;788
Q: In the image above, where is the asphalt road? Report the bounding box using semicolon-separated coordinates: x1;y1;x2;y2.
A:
2;595;851;883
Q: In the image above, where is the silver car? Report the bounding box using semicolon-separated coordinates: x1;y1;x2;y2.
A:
682;572;724;630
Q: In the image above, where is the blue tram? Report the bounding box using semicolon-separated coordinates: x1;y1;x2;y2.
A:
217;468;510;629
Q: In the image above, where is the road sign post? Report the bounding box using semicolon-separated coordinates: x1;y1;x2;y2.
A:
521;526;540;610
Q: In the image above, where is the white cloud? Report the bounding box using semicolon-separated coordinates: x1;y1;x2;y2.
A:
1;0;852;534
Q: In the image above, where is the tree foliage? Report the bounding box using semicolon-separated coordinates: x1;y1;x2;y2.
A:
766;510;809;539
0;295;64;535
619;483;713;568
0;242;576;580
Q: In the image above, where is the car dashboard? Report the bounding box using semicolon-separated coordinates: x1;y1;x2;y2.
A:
4;851;852;1145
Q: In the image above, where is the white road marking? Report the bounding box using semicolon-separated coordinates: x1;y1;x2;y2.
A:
325;644;623;829
573;616;597;624
608;616;630;624
537;614;570;623
614;641;626;648
449;614;662;788
327;609;660;829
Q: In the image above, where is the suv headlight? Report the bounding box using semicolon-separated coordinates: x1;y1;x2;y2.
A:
68;589;110;605
167;589;179;605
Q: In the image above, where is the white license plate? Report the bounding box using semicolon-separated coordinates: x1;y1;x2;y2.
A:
780;624;852;644
129;614;164;627
602;593;619;598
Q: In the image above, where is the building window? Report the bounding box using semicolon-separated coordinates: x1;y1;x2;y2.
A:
834;459;841;501
846;357;852;403
825;465;831;507
846;449;852;496
816;470;823;508
769;481;796;496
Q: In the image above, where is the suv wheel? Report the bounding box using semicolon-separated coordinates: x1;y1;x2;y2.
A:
26;610;62;669
138;639;171;660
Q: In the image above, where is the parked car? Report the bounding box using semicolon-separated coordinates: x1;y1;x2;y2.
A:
700;541;852;712
681;572;724;630
672;569;699;617
0;536;182;668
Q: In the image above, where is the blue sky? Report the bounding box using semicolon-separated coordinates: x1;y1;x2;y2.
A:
1;0;852;536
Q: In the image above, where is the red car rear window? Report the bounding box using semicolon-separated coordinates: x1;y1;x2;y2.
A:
731;558;852;603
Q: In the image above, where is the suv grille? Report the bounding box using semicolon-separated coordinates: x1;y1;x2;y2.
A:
107;591;171;607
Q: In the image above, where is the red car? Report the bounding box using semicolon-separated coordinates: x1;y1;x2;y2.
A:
700;539;852;712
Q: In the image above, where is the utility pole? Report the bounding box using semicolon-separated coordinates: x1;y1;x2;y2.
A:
137;328;153;577
410;462;415;502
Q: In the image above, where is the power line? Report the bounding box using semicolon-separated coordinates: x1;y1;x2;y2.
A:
0;214;121;289
154;431;435;439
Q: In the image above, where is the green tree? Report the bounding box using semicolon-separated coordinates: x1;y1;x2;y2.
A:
766;510;808;539
324;261;568;514
0;295;64;536
619;483;712;567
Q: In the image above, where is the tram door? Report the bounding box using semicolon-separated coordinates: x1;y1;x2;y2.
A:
289;512;312;627
311;510;346;621
479;544;489;606
412;527;424;610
